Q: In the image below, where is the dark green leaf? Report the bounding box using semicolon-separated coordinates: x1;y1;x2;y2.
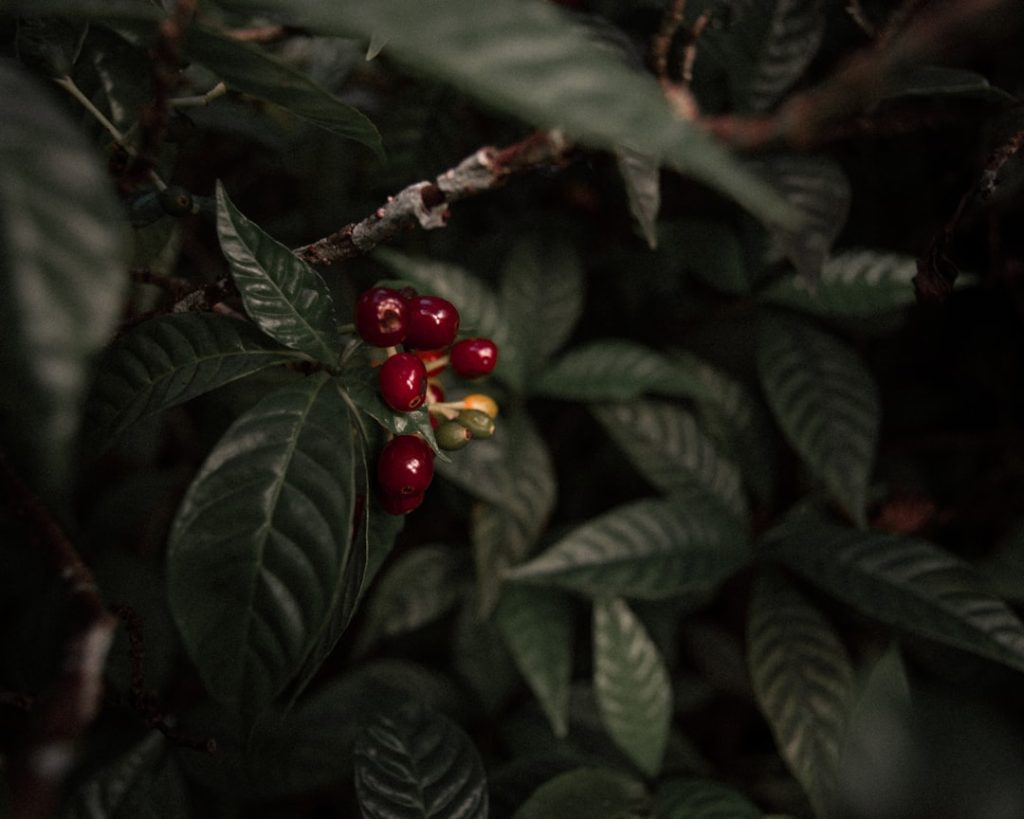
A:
617;149;661;249
184;25;383;157
756;314;879;524
16;17;88;76
83;25;151;132
500;239;585;389
738;0;825;113
462;411;557;614
507;492;748;600
747;573;853;818
64;732;189;819
760;249;919;317
593;597;673;777
512;767;649;819
670;220;750;295
0;62;128;501
216;182;343;365
880;65;1013;102
495;586;574;738
764;518;1024;676
3;1;162;19
534;341;712;402
654;778;762;819
242;0;801;228
751;155;850;282
454;600;520;714
354;699;488;819
85;313;302;448
167;375;356;710
354;544;470;655
592;400;747;520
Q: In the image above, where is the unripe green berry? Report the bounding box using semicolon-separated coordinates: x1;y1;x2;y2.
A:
435;420;472;451
456;409;495;439
158;185;194;217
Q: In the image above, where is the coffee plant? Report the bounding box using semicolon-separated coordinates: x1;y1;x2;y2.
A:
2;0;1024;817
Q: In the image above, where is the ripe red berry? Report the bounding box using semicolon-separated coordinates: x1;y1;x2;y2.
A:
355;287;407;347
404;296;460;350
379;490;425;515
450;338;498;378
377;435;434;497
379;353;428;412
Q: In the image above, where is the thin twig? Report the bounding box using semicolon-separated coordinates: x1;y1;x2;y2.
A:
704;0;1018;151
226;24;296;43
682;10;713;85
170;81;228;109
0;449;118;819
651;0;687;81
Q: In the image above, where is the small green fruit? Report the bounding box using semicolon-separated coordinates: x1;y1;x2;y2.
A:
456;409;495;439
434;420;472;451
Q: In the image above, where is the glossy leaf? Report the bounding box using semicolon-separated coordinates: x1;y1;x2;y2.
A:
0;62;128;500
354;699;488;819
462;412;557;614
760;249;919;317
500;239;584;389
757;315;879;524
85;313;301;448
507;492;748;600
593;401;747;520
593;598;672;777
752;154;850;282
747;573;853;817
654;778;762;819
495;586;574;738
216;183;343;365
355;544;469;655
246;0;800;228
617;149;661;249
512;767;648;819
534;340;712;402
184;25;383;157
167;375;356;710
739;0;825;113
765;519;1024;675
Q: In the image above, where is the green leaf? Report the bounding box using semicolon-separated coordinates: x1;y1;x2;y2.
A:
593;597;673;777
592;401;747;520
617;149;661;250
880;65;1013;102
500;239;584;389
737;0;825;113
534;340;712;402
507;492;748;600
751;155;850;282
756;315;879;524
669;220;750;295
760;249;919;317
167;375;356;711
747;573;854;818
512;767;649;819
462;411;557;614
216;182;343;366
82;25;151;133
342;355;444;456
355;544;470;656
654;778;762;819
764;518;1024;676
354;699;488;819
182;25;382;157
495;586;574;738
64;732;189;819
453;599;520;714
16;17;88;76
0;61;128;501
84;313;302;448
242;0;801;228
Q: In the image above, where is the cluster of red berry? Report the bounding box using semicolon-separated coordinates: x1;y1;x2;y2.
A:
355;286;500;514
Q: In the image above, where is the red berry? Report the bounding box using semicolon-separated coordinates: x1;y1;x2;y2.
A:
355;287;407;347
404;296;460;350
377;435;434;497
379;353;428;412
450;338;498;378
379;491;425;515
426;380;445;405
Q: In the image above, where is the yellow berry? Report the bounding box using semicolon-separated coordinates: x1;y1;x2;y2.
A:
463;393;498;419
